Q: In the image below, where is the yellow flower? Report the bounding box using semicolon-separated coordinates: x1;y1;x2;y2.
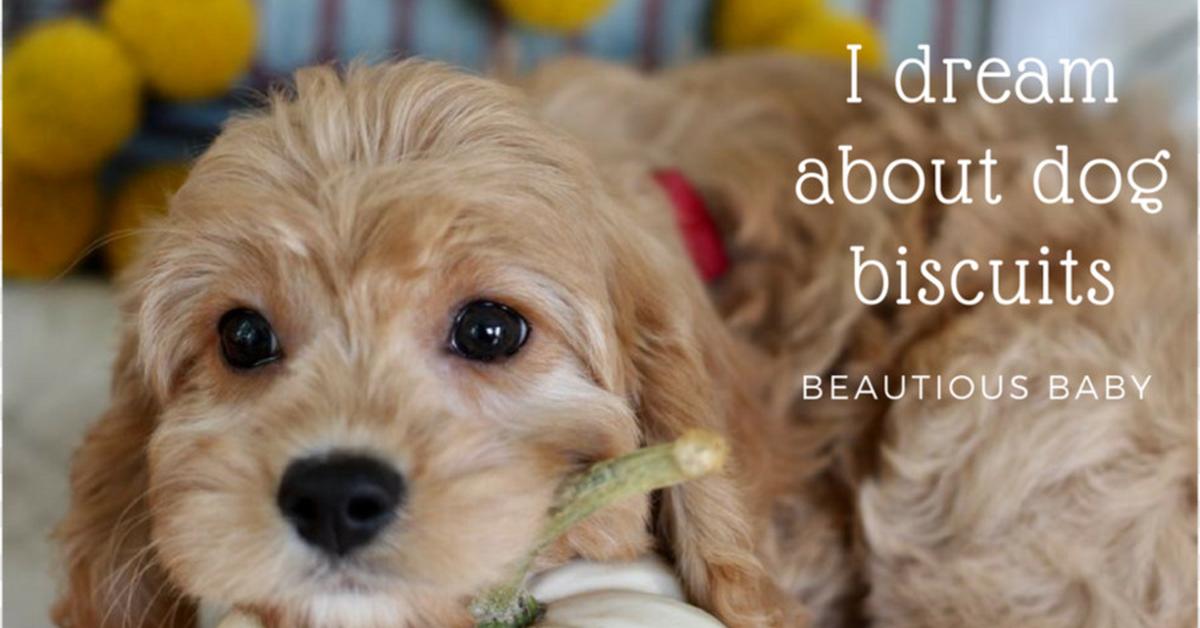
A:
3;163;102;279
772;11;885;69
105;164;191;273
104;0;257;100
496;0;614;32
715;0;823;50
3;19;141;177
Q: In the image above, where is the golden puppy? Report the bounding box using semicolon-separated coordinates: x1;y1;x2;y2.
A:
53;61;794;628
525;56;1196;628
55;55;1195;628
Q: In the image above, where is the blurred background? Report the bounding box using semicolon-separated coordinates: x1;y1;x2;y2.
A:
2;0;1196;625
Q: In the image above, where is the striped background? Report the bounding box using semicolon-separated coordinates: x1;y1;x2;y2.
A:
2;0;989;168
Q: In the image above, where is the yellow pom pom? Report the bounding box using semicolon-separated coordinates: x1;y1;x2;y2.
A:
105;164;190;272
772;12;885;69
3;19;142;177
3;164;102;279
104;0;257;100
715;0;823;50
496;0;613;32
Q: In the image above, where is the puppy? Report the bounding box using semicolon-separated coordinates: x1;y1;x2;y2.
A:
55;55;1196;628
53;60;795;627
525;56;1197;628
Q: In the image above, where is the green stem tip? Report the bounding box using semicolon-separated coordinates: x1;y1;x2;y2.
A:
469;429;729;628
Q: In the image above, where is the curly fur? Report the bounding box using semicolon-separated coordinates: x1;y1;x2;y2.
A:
525;55;1196;628
54;55;1194;628
53;60;792;628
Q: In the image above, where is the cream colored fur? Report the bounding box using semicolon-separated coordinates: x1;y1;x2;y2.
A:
525;55;1197;628
54;55;1195;628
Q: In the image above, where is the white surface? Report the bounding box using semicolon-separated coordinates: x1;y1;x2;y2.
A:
529;556;685;603
3;279;121;627
538;590;724;628
531;558;724;628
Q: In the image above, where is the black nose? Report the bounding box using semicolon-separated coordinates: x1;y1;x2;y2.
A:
277;454;405;557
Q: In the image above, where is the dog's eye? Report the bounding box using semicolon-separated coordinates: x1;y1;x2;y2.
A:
449;300;529;362
219;308;282;369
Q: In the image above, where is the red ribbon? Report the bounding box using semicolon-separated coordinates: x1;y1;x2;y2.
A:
652;169;729;283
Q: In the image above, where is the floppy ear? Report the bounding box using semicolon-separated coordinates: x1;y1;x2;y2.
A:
52;332;195;628
609;199;797;627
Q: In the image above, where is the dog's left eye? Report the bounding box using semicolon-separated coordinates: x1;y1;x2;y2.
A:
219;308;282;369
449;300;529;362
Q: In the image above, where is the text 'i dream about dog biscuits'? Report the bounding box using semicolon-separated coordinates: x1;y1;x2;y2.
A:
794;44;1173;308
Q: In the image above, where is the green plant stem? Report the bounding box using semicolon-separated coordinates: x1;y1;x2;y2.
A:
469;430;728;628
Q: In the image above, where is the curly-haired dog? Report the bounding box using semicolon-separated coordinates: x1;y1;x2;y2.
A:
55;56;1195;628
53;60;794;628
524;56;1196;628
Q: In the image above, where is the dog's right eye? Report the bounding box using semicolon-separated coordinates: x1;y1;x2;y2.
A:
449;300;529;362
219;308;282;369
